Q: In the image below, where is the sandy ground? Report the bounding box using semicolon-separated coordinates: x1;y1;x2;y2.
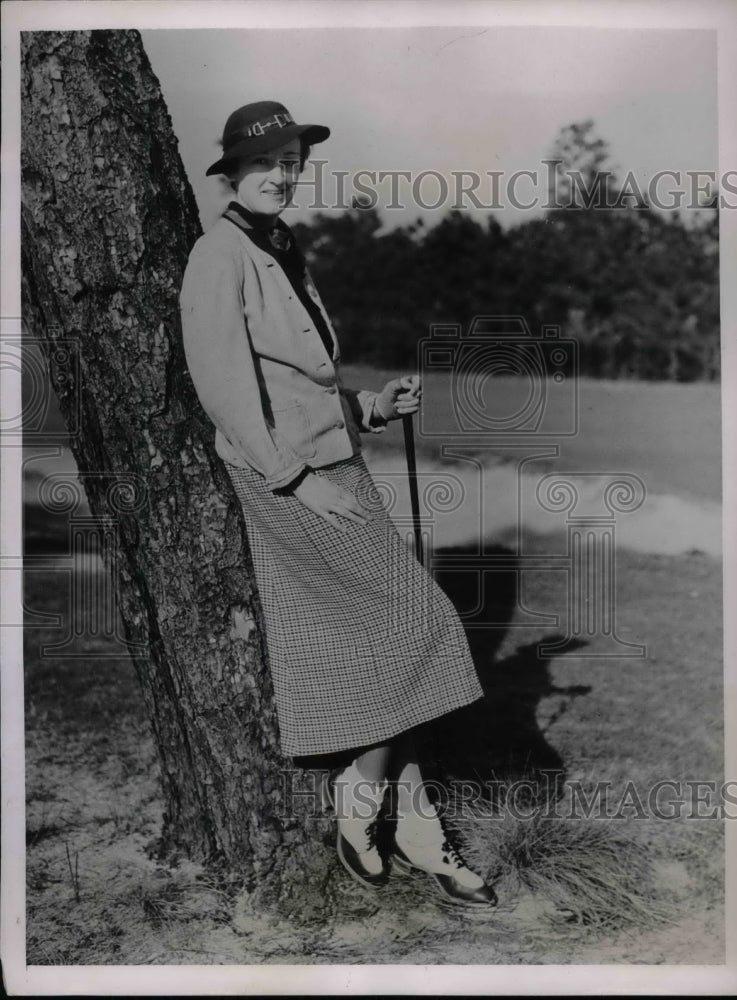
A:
23;539;725;966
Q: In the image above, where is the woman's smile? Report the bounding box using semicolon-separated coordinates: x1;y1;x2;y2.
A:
232;137;301;217
260;186;291;205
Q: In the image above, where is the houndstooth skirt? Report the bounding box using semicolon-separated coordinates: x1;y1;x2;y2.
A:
224;453;483;756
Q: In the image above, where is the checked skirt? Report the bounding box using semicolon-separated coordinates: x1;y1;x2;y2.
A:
224;453;483;756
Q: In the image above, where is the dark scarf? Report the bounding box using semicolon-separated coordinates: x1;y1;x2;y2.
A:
223;201;334;359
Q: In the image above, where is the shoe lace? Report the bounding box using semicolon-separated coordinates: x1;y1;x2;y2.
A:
440;836;468;871
364;818;379;852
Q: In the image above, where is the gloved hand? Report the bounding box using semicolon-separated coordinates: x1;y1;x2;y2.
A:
374;374;422;422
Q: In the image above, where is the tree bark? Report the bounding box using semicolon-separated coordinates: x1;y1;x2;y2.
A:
21;29;322;890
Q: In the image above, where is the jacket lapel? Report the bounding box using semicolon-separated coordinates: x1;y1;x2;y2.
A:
222;207;340;363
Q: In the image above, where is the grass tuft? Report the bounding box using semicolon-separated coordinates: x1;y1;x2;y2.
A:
138;865;232;929
457;796;675;931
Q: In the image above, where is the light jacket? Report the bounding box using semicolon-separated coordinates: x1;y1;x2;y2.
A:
179;216;386;491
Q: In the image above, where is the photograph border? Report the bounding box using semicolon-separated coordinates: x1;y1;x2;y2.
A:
2;0;736;994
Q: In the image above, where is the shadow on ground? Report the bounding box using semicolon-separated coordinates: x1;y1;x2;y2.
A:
419;541;592;798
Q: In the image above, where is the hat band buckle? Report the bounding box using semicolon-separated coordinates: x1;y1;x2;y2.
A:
239;112;295;140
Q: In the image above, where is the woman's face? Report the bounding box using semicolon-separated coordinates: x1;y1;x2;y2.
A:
232;138;302;217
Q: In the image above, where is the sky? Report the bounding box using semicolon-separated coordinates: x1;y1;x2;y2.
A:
141;25;717;233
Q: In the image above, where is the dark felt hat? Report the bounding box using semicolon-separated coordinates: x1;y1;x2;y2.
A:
205;100;330;177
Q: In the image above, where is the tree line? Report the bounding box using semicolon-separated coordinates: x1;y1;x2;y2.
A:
293;123;719;382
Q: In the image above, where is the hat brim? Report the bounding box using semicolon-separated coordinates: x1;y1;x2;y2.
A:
205;123;330;176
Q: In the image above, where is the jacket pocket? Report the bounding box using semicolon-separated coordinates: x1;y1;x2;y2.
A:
271;401;317;460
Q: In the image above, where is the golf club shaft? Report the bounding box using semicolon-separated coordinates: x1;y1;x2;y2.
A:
402;413;424;565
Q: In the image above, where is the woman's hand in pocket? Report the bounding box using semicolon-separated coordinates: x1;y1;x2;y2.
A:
292;472;372;532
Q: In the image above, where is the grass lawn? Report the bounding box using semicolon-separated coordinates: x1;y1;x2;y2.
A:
21;372;724;964
23;545;724;964
341;365;722;504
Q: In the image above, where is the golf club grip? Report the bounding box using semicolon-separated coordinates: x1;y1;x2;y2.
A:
402;413;424;565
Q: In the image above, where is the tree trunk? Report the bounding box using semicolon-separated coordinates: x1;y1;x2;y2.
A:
21;29;323;893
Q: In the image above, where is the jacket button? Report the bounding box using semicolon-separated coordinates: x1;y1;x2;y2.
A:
327;386;337;394
336;420;345;429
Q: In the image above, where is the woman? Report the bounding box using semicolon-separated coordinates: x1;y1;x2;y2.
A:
180;101;496;908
